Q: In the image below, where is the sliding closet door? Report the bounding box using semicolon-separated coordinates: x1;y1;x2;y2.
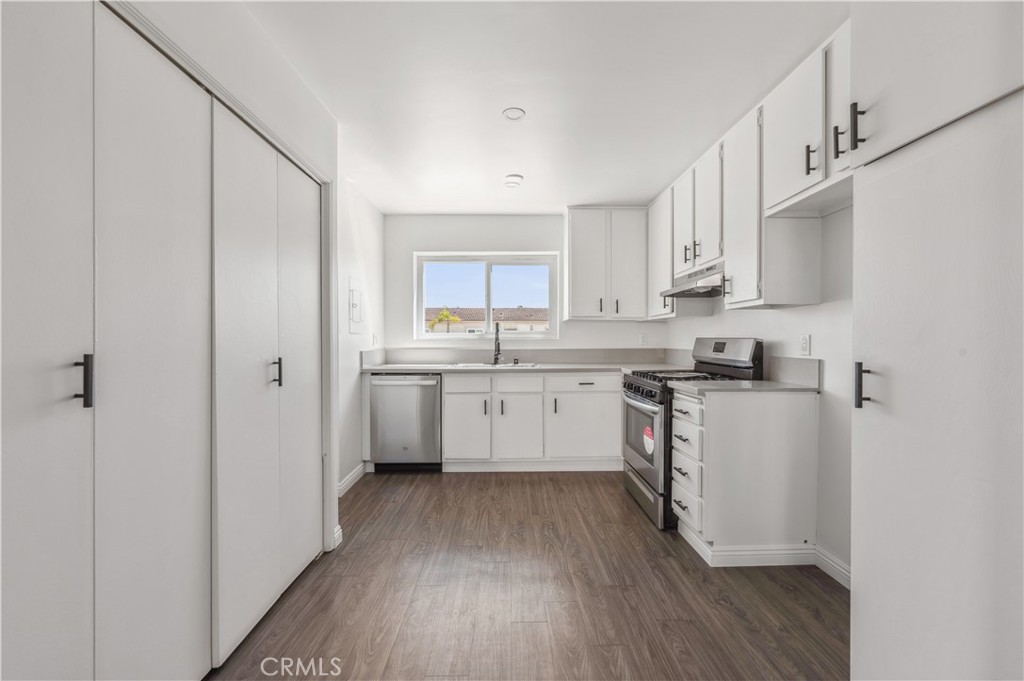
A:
277;156;324;586
212;103;282;666
93;8;212;680
1;4;95;679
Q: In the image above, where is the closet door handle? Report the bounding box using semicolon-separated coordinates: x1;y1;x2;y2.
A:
849;102;867;151
73;353;94;408
272;357;283;387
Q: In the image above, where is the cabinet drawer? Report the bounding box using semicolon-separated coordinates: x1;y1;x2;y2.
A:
671;396;703;425
670;449;702;496
545;374;620;392
494;375;543;393
671;418;702;461
444;375;491;394
671;482;702;532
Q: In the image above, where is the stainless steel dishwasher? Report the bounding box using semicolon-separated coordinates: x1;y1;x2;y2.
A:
369;374;441;471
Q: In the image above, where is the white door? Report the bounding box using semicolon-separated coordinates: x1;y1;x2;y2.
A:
1;4;95;678
693;144;722;265
849;3;1023;168
567;208;608;318
609;209;647;318
672;170;695;276
442;394;492;459
851;92;1023;680
722;108;761;305
492;394;544;459
646;189;674;318
762;49;824;208
276;156;323;588
825;21;851;175
212;103;282;666
94;8;212;679
544;393;621;459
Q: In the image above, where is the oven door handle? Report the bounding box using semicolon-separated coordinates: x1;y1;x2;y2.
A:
622;393;662;416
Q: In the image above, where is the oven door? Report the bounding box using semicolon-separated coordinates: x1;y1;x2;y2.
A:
621;392;666;493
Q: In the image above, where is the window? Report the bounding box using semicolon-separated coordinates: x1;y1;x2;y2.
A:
415;253;558;339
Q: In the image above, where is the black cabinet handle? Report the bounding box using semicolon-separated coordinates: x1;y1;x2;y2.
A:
674;434;690;443
500;399;504;416
849;102;867;151
673;466;690;478
673;500;688;512
723;276;732;297
683;243;691;263
484;399;488;416
578;382;594;386
599;298;603;313
73;353;94;408
804;144;819;175
615;299;619;314
272;357;283;387
693;240;701;258
674;408;690;416
832;125;847;159
554;397;558;414
854;361;872;408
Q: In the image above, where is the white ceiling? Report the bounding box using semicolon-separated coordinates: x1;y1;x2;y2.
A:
247;2;850;214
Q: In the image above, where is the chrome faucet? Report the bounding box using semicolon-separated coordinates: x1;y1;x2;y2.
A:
493;322;502;365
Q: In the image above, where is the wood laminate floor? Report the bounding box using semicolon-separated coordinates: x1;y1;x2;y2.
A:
208;472;849;680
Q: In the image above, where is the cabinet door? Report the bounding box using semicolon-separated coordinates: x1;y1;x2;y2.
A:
825;21;852;175
672;170;696;276
212;103;282;667
722;108;761;306
763;49;824;208
850;3;1023;168
609;208;647;318
276;156;323;588
646;188;674;318
1;4;95;678
693;144;723;265
442;394;492;459
851;93;1022;679
567;208;608;318
492;394;544;459
94;8;212;679
545;393;621;459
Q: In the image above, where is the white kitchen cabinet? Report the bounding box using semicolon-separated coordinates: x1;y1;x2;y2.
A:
646;188;675;319
492;394;544;459
849;3;1023;168
672;170;696;277
565;207;647;320
544;391;621;459
693;143;723;266
609;209;648;318
762;49;825;209
442;393;493;459
721;108;761;306
566;208;607;318
825;21;851;175
851;92;1022;680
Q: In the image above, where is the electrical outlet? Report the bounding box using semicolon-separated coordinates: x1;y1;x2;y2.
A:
639;333;648;347
800;334;811;356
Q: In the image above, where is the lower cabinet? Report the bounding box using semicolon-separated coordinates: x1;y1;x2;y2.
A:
441;372;621;465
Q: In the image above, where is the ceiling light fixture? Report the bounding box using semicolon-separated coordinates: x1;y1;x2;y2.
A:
502;107;526;122
505;173;524;188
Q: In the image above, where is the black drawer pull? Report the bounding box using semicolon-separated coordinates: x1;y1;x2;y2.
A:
578;381;594;386
674;408;690;416
673;466;690;478
673;500;688;512
674;434;690;443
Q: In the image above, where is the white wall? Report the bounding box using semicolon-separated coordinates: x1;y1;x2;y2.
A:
383;214;669;349
667;206;853;568
335;175;385;488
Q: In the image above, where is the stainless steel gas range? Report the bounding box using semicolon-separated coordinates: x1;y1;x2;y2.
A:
622;337;764;529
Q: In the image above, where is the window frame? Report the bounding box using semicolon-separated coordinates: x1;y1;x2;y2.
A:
414;251;560;341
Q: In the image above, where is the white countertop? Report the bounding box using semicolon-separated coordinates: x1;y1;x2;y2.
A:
362;362;686;374
667;379;819;396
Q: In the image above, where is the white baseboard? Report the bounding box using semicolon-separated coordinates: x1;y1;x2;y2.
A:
677;523;817;567
336;463;365;498
332;525;343;550
814;546;851;589
441;457;623;473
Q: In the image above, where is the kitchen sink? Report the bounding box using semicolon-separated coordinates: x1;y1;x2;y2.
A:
451;362;541;368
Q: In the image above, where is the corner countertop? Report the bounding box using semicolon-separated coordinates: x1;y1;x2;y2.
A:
362;363;687;375
667;379;819;395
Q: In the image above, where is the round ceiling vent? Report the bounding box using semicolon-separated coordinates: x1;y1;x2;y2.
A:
504;173;524;188
501;107;526;122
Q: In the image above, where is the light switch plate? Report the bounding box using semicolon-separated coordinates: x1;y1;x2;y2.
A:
639;333;648;347
800;334;811;356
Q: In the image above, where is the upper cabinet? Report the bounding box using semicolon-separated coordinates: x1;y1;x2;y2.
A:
849;3;1023;168
825;21;852;176
721;108;761;306
646;188;674;319
762;49;825;209
693;143;723;266
565;206;647;321
672;170;695;277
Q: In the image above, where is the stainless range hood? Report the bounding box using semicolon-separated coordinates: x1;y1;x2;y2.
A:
659;261;725;298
